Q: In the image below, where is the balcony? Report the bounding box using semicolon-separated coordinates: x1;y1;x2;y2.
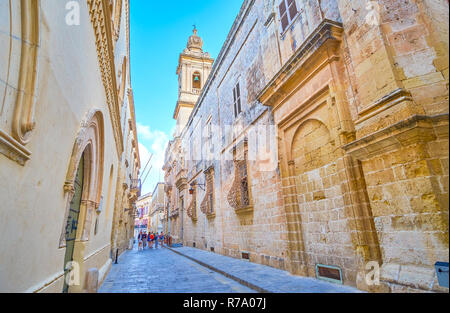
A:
175;168;187;190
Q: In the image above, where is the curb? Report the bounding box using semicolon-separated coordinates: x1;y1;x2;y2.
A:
165;246;271;293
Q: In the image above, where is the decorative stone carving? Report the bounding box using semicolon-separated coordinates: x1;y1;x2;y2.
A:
200;167;215;217
0;0;40;165
227;140;252;214
59;109;105;247
12;0;40;146
187;185;197;221
187;28;203;51
86;0;123;156
112;0;123;42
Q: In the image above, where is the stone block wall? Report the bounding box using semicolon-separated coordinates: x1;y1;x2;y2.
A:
164;0;449;292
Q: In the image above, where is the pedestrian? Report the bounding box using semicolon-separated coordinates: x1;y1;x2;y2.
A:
147;232;151;249
149;232;154;248
160;232;164;248
154;232;159;249
137;231;142;250
142;231;147;249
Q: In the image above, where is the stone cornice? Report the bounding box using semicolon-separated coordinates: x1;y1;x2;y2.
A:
0;129;31;165
173;101;195;120
176;54;214;74
355;88;414;125
343;114;449;160
257;19;344;108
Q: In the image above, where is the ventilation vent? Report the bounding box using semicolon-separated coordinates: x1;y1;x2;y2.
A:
210;247;215;253
315;264;343;284
241;252;250;260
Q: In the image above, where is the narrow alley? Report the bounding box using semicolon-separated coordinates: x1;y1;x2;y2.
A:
100;244;361;293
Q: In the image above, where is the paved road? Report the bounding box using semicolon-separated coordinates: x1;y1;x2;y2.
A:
99;245;254;293
170;247;362;293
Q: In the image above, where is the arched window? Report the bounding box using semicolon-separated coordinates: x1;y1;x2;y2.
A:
192;72;201;89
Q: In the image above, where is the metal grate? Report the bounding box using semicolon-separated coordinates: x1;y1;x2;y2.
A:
210;247;215;253
315;264;343;284
193;242;196;248
241;252;250;260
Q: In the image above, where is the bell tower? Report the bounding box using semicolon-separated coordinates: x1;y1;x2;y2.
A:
173;27;214;136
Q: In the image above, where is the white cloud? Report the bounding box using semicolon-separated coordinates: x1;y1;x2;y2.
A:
137;123;170;195
137;123;153;140
138;143;151;170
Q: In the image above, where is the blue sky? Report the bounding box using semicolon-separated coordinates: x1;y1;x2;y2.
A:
130;0;244;195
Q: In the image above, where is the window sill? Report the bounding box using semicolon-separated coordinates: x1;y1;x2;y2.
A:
235;205;253;215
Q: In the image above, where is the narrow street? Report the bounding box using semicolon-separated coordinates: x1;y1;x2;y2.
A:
1;0;448;296
99;245;254;293
99;244;362;293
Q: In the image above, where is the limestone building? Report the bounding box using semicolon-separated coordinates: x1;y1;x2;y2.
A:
163;0;449;292
150;182;165;234
164;28;214;242
0;0;140;292
135;192;152;237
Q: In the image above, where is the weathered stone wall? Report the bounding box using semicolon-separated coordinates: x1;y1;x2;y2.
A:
164;0;449;292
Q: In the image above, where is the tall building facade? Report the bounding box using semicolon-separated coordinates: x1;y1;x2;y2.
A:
163;28;214;243
0;0;140;292
150;182;165;233
163;0;449;292
135;193;152;237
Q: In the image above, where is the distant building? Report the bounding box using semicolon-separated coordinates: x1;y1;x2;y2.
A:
150;183;166;233
135;193;152;237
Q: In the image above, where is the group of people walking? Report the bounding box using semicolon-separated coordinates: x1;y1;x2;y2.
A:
137;231;167;250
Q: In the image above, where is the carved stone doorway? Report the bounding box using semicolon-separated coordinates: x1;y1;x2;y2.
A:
63;151;85;293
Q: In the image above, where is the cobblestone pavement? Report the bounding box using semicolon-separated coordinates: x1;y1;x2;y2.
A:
169;247;363;293
99;245;255;293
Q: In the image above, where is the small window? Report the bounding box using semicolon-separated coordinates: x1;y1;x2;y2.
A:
279;0;298;33
193;72;201;89
233;82;242;118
